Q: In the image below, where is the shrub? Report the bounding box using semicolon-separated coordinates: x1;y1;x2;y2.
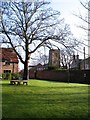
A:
2;73;20;80
11;73;20;80
2;73;11;80
48;65;59;70
0;74;2;79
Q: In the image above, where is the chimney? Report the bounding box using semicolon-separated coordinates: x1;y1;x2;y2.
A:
77;55;79;59
73;55;75;60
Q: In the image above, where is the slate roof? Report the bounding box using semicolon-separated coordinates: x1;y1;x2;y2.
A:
1;48;18;63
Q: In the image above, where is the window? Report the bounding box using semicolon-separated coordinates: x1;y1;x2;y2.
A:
4;70;11;73
5;61;10;65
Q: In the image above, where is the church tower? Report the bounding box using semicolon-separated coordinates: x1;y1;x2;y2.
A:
49;49;60;68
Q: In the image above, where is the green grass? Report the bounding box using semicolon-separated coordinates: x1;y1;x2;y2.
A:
1;79;89;119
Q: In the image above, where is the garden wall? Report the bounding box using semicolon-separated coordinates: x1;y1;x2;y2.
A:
29;70;90;84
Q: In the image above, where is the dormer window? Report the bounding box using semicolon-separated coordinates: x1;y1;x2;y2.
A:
5;60;10;65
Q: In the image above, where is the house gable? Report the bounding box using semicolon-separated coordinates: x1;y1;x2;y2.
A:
0;48;18;74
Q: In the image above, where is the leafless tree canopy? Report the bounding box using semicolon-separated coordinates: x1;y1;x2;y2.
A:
0;0;78;79
73;0;90;57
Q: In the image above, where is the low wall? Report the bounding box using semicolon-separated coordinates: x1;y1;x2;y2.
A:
29;70;90;84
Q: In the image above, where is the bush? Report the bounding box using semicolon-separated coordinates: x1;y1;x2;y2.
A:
11;73;20;80
2;73;11;80
0;74;2;79
2;73;20;80
48;66;59;70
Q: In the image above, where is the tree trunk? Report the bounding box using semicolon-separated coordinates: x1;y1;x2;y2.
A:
23;59;29;80
23;37;29;80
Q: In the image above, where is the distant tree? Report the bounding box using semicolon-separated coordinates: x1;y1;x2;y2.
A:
74;1;88;31
60;48;74;69
74;0;89;54
0;0;78;79
31;53;48;65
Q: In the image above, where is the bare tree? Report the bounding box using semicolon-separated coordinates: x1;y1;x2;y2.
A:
0;0;77;79
73;0;90;57
31;55;48;65
74;1;88;30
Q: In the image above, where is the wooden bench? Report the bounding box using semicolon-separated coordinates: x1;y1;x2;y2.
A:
10;80;28;85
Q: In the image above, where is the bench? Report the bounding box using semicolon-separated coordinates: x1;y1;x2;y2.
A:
10;80;28;85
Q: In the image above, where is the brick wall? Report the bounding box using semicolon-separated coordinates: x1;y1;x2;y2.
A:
29;70;90;84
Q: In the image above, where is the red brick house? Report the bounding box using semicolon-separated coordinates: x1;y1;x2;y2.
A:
0;48;18;74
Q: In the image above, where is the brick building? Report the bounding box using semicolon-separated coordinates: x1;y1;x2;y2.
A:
70;55;82;69
80;57;90;70
0;48;18;74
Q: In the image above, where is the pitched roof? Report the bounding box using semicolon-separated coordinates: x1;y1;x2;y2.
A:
1;48;18;63
80;57;90;63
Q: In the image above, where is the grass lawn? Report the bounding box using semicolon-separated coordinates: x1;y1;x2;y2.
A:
1;79;89;119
